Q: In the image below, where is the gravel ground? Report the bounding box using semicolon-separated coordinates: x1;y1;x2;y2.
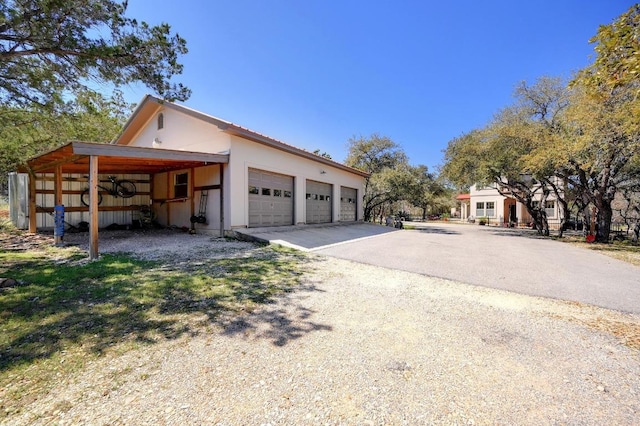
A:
60;228;258;261
6;230;640;425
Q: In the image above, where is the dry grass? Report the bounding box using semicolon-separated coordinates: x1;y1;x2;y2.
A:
559;236;640;350
584;317;640;351
0;201;13;233
551;303;640;352
561;235;640;267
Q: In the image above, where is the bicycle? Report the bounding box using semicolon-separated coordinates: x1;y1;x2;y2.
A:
81;176;136;206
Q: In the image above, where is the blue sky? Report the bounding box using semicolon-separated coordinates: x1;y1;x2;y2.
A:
123;1;632;171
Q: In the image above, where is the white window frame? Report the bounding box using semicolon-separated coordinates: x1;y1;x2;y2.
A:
545;200;555;218
476;202;485;217
485;201;495;217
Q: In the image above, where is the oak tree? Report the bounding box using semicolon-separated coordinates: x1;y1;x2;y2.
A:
345;134;409;222
0;0;190;110
561;4;640;241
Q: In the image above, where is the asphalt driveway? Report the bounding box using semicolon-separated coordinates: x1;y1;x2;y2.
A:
40;223;639;315
302;222;640;314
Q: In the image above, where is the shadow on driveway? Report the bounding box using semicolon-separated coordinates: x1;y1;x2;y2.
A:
414;226;461;235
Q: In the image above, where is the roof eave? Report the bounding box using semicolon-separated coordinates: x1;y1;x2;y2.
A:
116;95;369;178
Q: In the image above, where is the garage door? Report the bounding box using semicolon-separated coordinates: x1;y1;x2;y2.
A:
248;169;294;227
340;186;357;222
306;180;332;224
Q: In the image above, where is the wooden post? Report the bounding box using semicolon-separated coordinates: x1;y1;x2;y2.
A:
166;172;171;226
89;155;99;260
190;167;195;217
149;174;154;202
28;171;37;233
219;164;224;238
189;167;196;234
54;165;63;245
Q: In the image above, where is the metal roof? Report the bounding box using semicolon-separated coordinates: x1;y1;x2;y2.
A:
20;141;229;175
116;95;370;178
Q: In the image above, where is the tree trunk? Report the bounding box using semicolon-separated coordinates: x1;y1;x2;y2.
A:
556;192;570;238
581;205;591;237
532;210;549;236
557;223;565;238
596;201;613;242
364;204;373;222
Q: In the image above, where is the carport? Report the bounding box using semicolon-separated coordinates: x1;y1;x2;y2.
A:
19;141;229;259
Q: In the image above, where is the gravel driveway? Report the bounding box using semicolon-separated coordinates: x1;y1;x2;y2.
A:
8;230;640;425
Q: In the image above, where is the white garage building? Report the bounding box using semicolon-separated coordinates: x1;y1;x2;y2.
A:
118;95;367;230
14;95;367;247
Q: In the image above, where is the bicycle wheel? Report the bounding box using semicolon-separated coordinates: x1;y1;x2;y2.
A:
116;180;136;198
80;189;103;206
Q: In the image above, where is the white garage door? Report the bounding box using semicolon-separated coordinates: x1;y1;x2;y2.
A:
340;186;357;222
306;180;332;224
248;169;294;227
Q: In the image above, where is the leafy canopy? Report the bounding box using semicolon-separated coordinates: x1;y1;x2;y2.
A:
576;4;640;94
0;89;131;187
345;134;410;221
0;0;190;110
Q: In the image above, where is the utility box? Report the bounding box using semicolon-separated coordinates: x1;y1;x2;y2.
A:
8;172;29;229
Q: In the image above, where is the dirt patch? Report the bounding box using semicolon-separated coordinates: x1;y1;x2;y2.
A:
0;231;53;251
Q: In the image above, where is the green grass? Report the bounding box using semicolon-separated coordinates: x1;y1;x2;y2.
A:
0;235;307;418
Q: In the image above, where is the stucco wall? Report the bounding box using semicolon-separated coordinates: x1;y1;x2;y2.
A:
470;184;561;224
126;107;231;153
469;185;505;220
228;135;365;228
124;104;365;230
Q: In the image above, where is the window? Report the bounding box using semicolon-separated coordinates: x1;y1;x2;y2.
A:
261;188;271;196
306;193;311;200
476;202;485;217
273;189;282;197
157;113;164;130
486;201;495;217
545;200;555;217
284;190;292;198
174;172;188;198
319;195;325;201
248;186;259;195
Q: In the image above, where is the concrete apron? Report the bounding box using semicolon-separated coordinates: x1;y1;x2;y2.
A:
234;222;399;251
